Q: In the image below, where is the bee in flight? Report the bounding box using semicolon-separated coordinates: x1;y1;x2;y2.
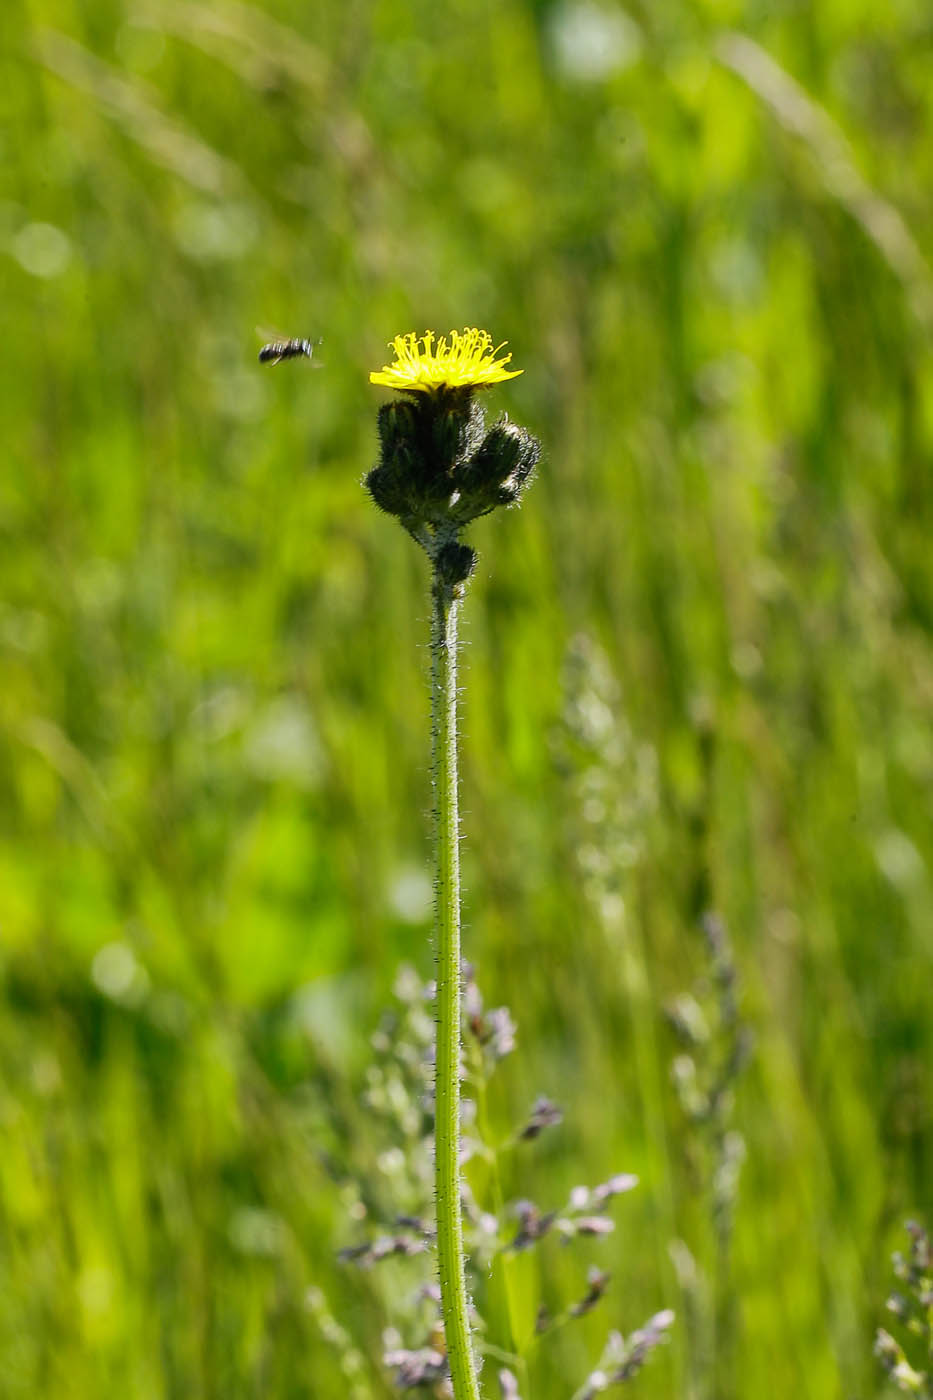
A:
258;336;321;366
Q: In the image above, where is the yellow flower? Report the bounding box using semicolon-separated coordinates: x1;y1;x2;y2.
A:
370;328;523;393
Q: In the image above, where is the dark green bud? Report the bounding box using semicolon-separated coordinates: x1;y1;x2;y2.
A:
452;417;540;520
366;401;420;518
365;460;411;519
435;539;477;588
477;417;540;495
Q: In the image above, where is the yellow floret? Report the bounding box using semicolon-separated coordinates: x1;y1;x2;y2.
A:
370;328;523;392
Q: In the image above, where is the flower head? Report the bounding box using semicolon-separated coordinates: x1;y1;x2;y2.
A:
370;328;522;394
365;326;538;584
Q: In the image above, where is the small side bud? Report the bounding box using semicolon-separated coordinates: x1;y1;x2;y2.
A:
457;417;540;516
435;540;477;589
366;401;425;518
365;461;409;518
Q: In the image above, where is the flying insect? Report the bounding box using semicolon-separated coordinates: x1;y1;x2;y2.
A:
257;335;322;366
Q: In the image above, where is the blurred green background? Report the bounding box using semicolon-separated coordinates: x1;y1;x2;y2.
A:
2;0;932;1395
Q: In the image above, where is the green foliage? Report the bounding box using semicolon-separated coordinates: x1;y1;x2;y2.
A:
1;0;932;1395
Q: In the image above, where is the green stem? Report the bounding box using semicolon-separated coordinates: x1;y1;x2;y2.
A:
431;569;482;1400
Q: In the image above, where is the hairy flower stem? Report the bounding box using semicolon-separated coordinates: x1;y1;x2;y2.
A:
431;563;482;1400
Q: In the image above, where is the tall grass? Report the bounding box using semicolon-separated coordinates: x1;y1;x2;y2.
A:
1;1;932;1396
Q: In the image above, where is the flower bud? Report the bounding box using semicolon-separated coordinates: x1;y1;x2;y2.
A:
459;417;539;511
435;540;477;589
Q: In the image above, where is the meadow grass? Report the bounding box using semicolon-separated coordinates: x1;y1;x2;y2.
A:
2;1;932;1395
